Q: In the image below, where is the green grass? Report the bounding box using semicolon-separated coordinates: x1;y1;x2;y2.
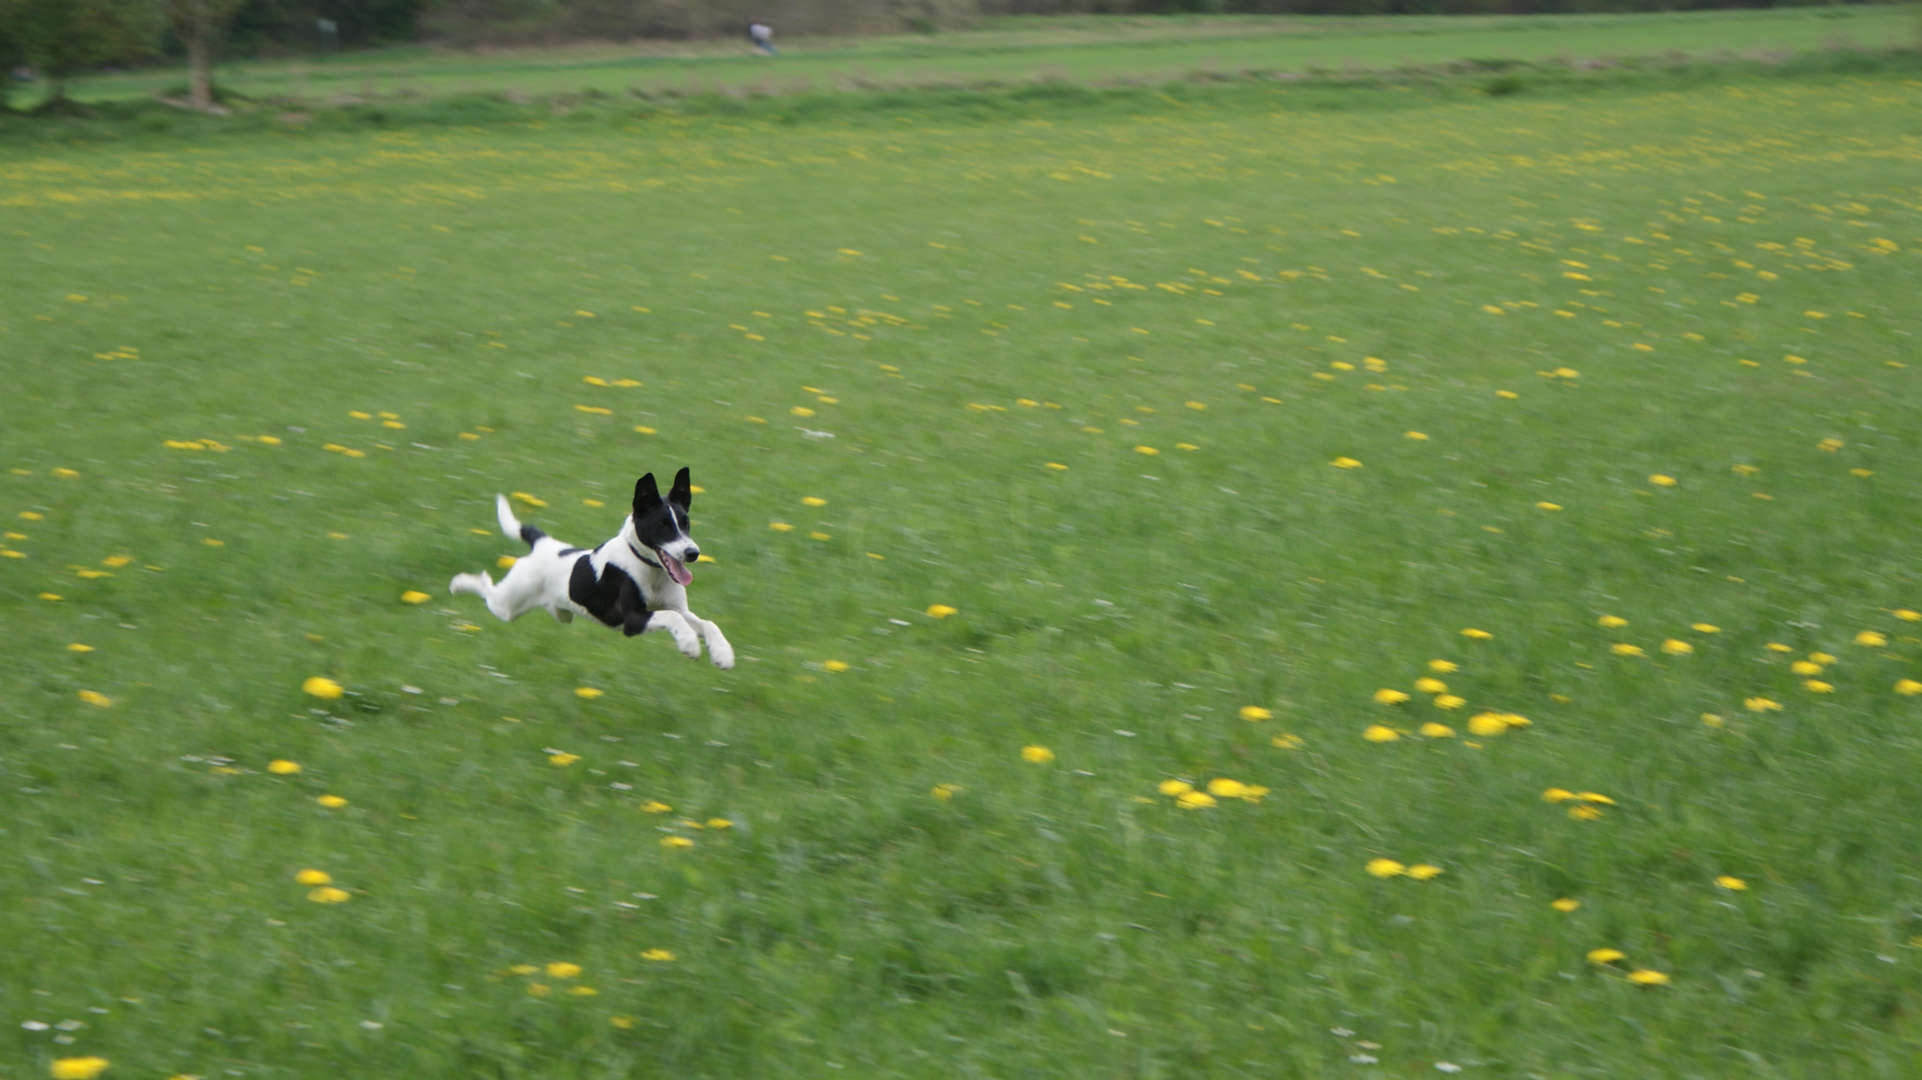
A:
41;5;1922;107
4;56;1922;1079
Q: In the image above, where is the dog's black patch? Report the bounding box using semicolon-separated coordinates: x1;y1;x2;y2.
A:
568;554;651;635
558;546;584;557
520;525;547;546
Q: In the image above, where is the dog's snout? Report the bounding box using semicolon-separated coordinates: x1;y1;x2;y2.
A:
683;547;700;564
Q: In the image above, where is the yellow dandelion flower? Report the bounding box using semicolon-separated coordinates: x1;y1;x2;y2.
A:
401;590;430;604
1895;609;1920;622
1427;659;1458;673
1855;630;1888;647
496;555;517;570
801;496;827;507
1576;792;1615;805
526;983;550;997
1501;713;1530;728
317;795;348;808
1330;456;1362;469
1406;864;1444;880
309;885;350;903
1809;653;1835;666
1569;804;1604;821
1135;446;1159;456
1466;712;1510;737
641;801;672;814
1542;788;1575;803
1805;680;1833;693
809;532;831;541
1745;697;1782;711
1175;790;1217;809
545;962;581;979
1610;643;1645;657
1021;745;1055;764
1701;713;1725;727
931;783;960;801
77;690;112;707
641;948;676;961
549;753;580;767
295;868;331;886
1895;679;1922;696
1419;722;1455;738
1433;694;1465;710
1405;431;1429;441
1765;643;1793;653
1598;615;1628;630
1586;948;1625;965
1790;660;1822;676
926;604;958;619
610;1016;634;1029
706;818;732;829
1206;778;1249;799
1715;876;1748;891
267;760;301;775
1649;475;1677;487
1660;639;1693;655
1366;858;1405;878
1692;623;1720;634
1239;705;1272;721
1627;969;1670;986
568;986;598;996
50;1057;111;1080
1496;390;1518;399
1414;677;1448;694
303;676;343;699
1460;628;1493;640
661;836;694;849
1536;501;1562;511
1373;688;1411;705
1363;724;1401;743
575;687;603;699
823;660;850;673
769;522;794;532
1270;733;1305;749
1552;898;1580;912
1045;462;1068;471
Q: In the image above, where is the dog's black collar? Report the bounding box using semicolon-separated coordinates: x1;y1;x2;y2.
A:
628;542;663;570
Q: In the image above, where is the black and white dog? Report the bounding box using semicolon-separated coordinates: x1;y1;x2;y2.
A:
450;468;734;669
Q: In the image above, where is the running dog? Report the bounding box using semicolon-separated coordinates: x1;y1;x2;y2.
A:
449;468;734;669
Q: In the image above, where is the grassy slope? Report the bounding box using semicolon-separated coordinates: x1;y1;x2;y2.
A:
4;61;1922;1079
48;5;1919;105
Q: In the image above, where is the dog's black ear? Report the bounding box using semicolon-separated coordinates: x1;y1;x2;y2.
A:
633;473;661;514
669;467;692;509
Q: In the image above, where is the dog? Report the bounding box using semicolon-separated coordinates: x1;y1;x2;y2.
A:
449;468;734;669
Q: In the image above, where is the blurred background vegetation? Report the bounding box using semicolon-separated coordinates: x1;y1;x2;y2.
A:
0;0;1907;91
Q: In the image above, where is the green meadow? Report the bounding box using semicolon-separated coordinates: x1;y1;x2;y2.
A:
4;35;1922;1080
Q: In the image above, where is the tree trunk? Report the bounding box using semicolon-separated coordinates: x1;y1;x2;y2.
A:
186;2;212;111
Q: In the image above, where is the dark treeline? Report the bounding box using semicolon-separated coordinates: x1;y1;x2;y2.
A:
0;0;1896;82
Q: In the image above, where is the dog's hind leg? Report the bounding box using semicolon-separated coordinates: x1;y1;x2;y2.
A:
450;571;519;622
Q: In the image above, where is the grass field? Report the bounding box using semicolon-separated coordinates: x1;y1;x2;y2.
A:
42;5;1921;107
5;34;1922;1080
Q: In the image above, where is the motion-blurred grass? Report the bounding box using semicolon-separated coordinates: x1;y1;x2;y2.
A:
3;54;1921;1078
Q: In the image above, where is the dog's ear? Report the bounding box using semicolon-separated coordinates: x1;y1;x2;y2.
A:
669;467;692;509
633;473;661;515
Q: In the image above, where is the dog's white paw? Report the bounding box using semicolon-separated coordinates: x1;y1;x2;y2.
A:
706;631;735;670
449;573;485;596
673;624;701;658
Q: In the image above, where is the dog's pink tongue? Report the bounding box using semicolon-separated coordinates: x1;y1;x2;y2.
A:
660;551;692;586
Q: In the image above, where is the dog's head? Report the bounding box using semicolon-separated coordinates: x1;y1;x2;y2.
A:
631;467;699;586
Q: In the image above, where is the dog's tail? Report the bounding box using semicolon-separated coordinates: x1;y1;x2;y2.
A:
496;494;546;547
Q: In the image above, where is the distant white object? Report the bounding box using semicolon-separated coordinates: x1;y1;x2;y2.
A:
748;22;777;55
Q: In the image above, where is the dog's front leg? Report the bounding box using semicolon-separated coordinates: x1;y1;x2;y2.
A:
638;610;702;658
681;609;734;670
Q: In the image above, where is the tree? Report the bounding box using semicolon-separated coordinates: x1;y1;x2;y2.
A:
0;0;158;105
155;0;247;111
